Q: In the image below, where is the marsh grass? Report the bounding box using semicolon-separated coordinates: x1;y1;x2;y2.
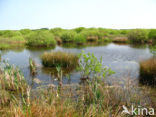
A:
112;36;128;43
29;58;37;76
128;29;148;43
0;62;28;93
0;61;155;117
74;34;86;44
41;51;78;68
140;57;156;86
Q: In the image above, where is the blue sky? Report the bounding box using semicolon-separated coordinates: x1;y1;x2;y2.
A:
0;0;156;30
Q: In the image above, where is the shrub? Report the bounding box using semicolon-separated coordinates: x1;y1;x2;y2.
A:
11;35;25;42
60;31;77;42
74;27;85;33
140;57;156;86
50;28;65;37
26;31;56;47
148;29;156;40
1;30;22;38
74;34;86;44
20;29;32;36
41;51;78;68
128;29;148;43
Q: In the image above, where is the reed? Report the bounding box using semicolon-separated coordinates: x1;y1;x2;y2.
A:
140;57;156;86
41;51;78;68
112;36;128;43
29;58;37;76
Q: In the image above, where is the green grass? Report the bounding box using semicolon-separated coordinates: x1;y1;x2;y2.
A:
26;30;56;47
41;51;79;68
74;34;86;44
128;29;148;43
60;30;77;42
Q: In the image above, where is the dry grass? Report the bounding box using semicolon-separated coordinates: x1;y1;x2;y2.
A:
55;36;62;45
112;37;128;43
87;36;98;42
41;51;78;68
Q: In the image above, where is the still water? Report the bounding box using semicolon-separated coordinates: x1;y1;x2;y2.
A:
0;43;153;88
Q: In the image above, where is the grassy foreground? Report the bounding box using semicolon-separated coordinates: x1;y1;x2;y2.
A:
0;52;156;116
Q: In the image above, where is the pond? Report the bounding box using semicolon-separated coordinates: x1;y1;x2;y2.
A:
0;43;153;88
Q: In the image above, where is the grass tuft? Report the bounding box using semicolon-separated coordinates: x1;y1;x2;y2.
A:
41;51;79;68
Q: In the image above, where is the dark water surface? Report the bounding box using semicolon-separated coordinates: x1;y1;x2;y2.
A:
0;43;153;88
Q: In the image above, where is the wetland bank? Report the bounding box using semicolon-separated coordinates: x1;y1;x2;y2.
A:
0;28;156;116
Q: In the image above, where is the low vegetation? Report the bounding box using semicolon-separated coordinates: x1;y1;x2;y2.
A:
41;51;78;68
74;34;86;44
60;30;77;42
26;31;56;47
0;53;155;116
128;29;148;43
0;28;156;50
140;57;156;86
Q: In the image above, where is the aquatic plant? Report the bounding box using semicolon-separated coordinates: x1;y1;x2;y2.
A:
78;51;114;79
0;62;155;117
29;58;37;76
128;29;148;43
78;51;115;106
41;51;78;68
140;57;156;86
26;31;56;47
0;61;28;93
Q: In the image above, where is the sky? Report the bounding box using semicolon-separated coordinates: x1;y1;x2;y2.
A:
0;0;156;30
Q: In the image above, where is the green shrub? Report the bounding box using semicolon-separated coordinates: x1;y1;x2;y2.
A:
20;29;32;36
148;29;156;40
26;31;56;47
74;34;86;44
50;28;65;37
60;31;77;42
2;30;22;38
41;51;78;68
74;27;85;33
11;35;25;41
128;29;148;43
